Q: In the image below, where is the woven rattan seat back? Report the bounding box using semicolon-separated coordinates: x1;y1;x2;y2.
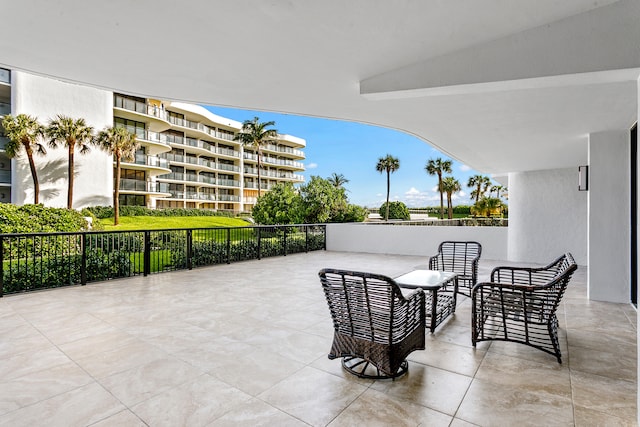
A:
472;253;577;363
319;268;426;379
429;241;482;296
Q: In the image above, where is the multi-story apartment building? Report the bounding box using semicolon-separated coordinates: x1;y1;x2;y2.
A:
0;68;11;203
0;68;306;212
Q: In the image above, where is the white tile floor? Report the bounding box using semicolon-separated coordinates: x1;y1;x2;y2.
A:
0;251;636;426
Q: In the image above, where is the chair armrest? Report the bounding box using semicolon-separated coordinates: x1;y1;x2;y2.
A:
398;288;425;330
490;266;552;286
472;281;535;296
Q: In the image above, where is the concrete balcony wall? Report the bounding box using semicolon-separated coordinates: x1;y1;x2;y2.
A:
326;223;508;260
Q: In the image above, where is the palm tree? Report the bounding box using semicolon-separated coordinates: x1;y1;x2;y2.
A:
94;126;139;225
2;114;46;204
234;117;277;198
425;157;452;219
467;174;492;204
376;154;400;221
328;172;349;188
491;184;507;199
440;176;461;219
46;115;94;209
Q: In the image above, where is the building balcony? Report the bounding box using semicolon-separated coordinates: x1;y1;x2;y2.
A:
262;143;305;159
120;154;171;177
136;131;172;155
246;155;304;170
113;95;171;132
118;178;170;195
217;194;239;202
0;247;633;426
217;178;240;188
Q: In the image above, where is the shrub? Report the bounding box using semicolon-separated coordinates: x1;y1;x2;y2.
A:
83;206;237;219
0;204;88;234
379;201;410;220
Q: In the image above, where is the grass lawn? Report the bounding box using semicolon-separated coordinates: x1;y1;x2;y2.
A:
98;216;252;231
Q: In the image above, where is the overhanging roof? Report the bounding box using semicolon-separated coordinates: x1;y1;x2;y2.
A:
1;0;638;174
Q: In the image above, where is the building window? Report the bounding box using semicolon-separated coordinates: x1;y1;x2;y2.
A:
119;194;145;206
114;117;145;138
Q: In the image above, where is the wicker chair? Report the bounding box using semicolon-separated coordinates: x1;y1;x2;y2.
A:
471;253;577;363
319;268;426;379
429;241;482;296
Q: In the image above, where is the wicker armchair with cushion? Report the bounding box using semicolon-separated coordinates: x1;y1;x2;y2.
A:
471;253;577;363
429;241;482;296
319;268;426;379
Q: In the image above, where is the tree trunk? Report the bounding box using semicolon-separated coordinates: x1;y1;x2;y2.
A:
385;171;390;221
438;173;444;219
25;146;39;204
257;146;262;198
114;156;121;226
67;145;74;209
447;193;453;219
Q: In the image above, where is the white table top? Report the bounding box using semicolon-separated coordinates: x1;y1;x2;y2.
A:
395;269;458;290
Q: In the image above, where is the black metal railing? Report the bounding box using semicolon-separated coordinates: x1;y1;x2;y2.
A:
0;224;326;296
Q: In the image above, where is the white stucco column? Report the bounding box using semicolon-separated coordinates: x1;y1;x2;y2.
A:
507;168;587;265
588;130;630;303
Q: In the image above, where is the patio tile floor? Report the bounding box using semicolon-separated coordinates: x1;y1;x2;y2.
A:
0;251;636;426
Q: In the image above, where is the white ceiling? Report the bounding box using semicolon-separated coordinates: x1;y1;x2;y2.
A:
1;0;638;174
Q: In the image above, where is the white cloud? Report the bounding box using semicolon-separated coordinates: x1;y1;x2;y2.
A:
459;164;472;172
306;163;318;169
405;187;421;195
431;185;439;192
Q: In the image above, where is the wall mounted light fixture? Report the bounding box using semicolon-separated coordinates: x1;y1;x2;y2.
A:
578;165;589;191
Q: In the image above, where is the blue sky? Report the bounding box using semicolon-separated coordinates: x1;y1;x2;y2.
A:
205;105;489;208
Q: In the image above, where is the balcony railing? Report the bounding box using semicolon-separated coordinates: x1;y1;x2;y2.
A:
118;178;168;193
0;224;327;296
128;154;169;169
217;178;240;187
114;95;166;121
263;144;305;158
218;194;240;202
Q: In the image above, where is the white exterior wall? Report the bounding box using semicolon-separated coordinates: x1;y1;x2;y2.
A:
588;130;631;303
326;223;508;260
12;72;112;208
507;168;588;265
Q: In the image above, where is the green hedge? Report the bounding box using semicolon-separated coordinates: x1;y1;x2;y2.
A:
0;204;88;234
83;206;236;219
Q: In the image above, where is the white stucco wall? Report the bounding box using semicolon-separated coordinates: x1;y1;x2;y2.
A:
588;130;631;303
507;168;588;265
12;71;112;208
326;223;508;261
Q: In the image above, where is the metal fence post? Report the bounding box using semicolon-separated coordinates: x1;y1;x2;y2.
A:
256;227;261;260
226;228;231;264
186;229;193;270
143;231;151;276
283;226;287;256
81;233;87;285
323;224;327;250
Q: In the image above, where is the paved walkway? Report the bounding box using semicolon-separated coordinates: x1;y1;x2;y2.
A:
0;251;636;426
